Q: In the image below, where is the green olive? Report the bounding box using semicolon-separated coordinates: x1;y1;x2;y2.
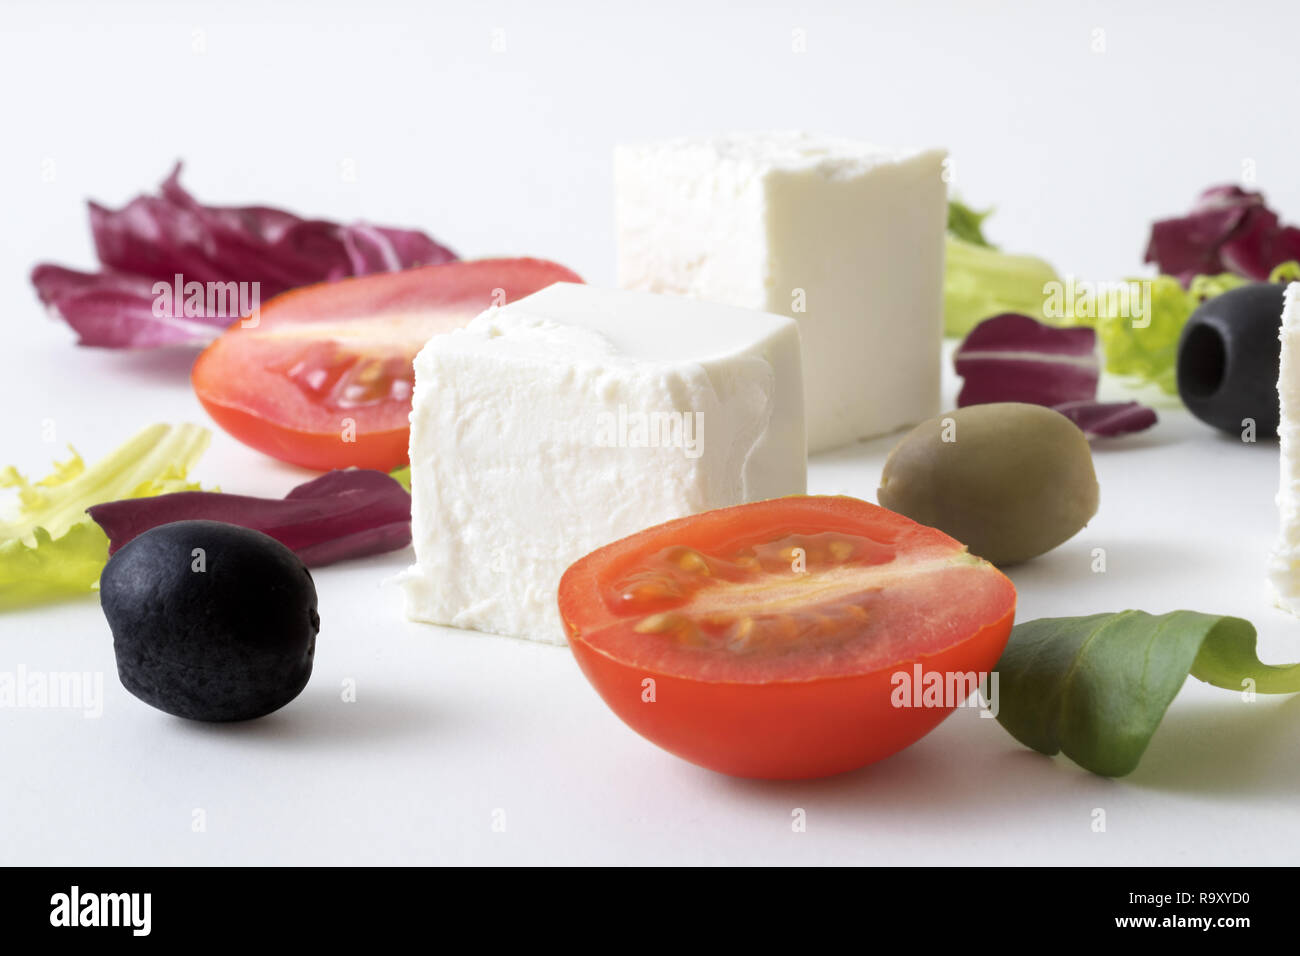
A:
877;403;1100;566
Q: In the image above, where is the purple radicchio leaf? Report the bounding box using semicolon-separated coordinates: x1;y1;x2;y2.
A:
1145;185;1300;286
30;265;221;348
86;469;411;567
1050;400;1158;439
954;313;1100;408
32;162;457;348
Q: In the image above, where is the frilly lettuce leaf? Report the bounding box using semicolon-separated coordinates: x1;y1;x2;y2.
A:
0;523;112;611
1076;263;1299;395
944;236;1061;338
0;423;210;609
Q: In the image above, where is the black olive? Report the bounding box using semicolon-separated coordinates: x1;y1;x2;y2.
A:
100;520;319;721
1176;283;1287;438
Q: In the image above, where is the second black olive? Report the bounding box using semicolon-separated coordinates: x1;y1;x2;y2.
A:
1176;282;1287;438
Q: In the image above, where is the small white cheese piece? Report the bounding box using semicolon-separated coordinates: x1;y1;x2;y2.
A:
1269;282;1300;613
400;282;806;643
615;131;947;452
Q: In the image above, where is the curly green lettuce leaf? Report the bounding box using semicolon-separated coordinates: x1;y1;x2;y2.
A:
1086;274;1246;394
947;199;996;249
944;235;1061;337
0;423;210;609
994;611;1300;777
1267;260;1300;284
389;465;410;492
0;523;112;611
1079;262;1298;395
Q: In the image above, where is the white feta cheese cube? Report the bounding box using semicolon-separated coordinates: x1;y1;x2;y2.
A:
400;282;806;643
1269;282;1300;613
615;131;947;452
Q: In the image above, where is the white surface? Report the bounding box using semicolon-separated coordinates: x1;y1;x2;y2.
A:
3;0;1300;866
615;132;946;451
400;282;804;641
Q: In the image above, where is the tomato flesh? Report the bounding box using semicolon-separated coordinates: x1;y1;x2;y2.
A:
191;258;582;471
559;496;1017;779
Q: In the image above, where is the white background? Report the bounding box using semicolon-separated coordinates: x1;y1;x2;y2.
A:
2;0;1299;865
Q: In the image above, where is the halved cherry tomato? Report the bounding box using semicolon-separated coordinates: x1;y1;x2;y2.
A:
558;496;1016;780
192;258;581;471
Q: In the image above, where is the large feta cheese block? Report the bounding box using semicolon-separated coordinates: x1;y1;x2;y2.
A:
1268;283;1300;613
615;131;947;452
399;282;806;643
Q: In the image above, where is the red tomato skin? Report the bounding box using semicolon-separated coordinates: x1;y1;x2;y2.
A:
559;496;1017;780
568;609;1013;780
191;257;582;471
193;398;409;472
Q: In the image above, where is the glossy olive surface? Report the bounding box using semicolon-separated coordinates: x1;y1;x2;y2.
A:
878;403;1100;566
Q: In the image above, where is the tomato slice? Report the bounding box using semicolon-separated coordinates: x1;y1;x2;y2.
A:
191;257;582;471
558;496;1016;779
